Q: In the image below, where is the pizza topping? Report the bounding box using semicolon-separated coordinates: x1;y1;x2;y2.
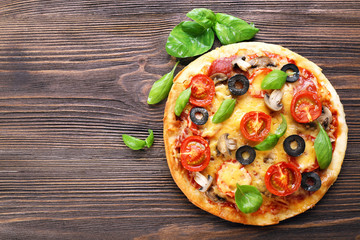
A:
228;74;250;96
208;56;236;77
235;184;263;214
189;74;215;107
248;56;276;68
216;160;252;198
301;172;321;192
264;89;283;111
232;56;251;71
194;172;214;192
174;88;191;116
283;135;306;157
206;187;226;203
240;111;272;142
314;122;333;169
281;63;300;83
190;107;209;125
255;114;287;151
291;90;322;123
212;99;236;123
217;133;237;157
261;69;287;90
265;162;301;196
235;145;256;165
210;73;228;84
317;106;333;130
180;136;211;172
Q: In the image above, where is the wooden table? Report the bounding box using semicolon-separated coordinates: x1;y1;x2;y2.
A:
0;0;359;239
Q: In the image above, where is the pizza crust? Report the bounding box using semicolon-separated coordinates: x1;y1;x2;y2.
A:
163;42;348;225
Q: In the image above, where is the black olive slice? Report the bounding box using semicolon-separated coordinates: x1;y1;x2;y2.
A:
236;145;256;165
281;63;300;83
283;135;305;157
301;172;321;191
228;74;249;96
190;107;209;125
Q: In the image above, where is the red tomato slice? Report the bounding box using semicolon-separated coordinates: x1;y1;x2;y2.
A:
180;136;210;172
240;111;271;142
291;90;322;123
265;162;301;196
189;74;215;107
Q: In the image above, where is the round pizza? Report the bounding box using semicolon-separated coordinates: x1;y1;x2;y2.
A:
163;42;348;225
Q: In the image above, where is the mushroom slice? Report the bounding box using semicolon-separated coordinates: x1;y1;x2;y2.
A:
232;56;251;72
317;106;333;130
217;133;237;157
205;187;226;203
194;172;213;192
264;90;283;111
210;73;228;84
248;56;276;67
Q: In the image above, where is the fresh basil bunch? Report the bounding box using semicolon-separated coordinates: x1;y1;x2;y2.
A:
166;8;259;58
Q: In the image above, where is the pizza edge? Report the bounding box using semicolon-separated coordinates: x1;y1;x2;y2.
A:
163;42;348;225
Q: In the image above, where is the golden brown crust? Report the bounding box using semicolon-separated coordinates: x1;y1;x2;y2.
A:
163;42;348;226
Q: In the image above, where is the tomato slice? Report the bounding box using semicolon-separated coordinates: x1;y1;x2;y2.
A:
180;136;210;172
265;162;301;196
291;90;322;123
240;111;271;142
189;74;215;107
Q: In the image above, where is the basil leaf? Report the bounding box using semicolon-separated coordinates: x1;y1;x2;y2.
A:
261;70;287;90
166;22;215;58
274;114;287;137
212;98;236;124
213;13;259;45
145;129;154;148
314;122;332;169
147;62;179;104
122;134;146;150
255;114;287;151
181;21;205;36
186;8;216;29
174;88;191;116
235;184;263;214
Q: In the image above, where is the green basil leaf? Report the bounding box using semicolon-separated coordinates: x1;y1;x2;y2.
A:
261;70;287;90
145;129;154;148
314;122;332;169
147;62;179;104
213;13;259;45
254;134;278;151
181;21;205;36
274;114;287;137
186;8;216;29
166;22;215;58
212;98;236;124
174;88;191;116
122;134;146;150
235;184;263;214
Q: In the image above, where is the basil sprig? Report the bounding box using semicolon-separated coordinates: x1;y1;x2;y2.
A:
147;62;179;104
254;114;287;151
261;70;288;90
314;122;332;169
235;184;263;214
213;13;259;45
174;88;191;116
122;129;154;150
212;99;236;123
166;8;259;58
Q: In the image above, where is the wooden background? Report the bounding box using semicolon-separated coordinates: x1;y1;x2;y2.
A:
0;0;359;239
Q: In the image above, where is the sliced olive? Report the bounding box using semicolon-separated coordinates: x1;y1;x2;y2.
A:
228;74;249;96
236;145;256;165
283;135;305;157
281;63;299;83
190;107;209;125
301;172;321;191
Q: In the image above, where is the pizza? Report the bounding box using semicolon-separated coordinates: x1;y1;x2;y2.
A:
163;42;347;225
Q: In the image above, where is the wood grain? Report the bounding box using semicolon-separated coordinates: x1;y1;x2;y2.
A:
0;0;359;239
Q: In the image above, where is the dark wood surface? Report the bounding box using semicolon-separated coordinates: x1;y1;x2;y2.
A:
0;0;359;239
